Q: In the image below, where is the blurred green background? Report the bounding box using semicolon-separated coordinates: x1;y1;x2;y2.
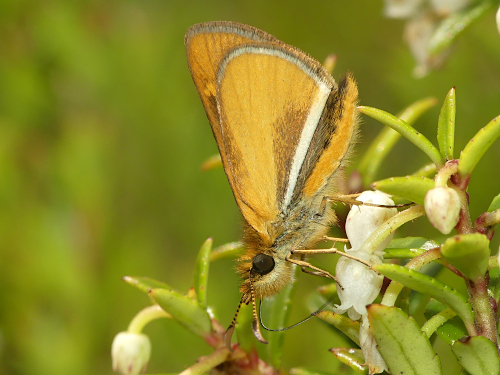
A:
1;0;499;374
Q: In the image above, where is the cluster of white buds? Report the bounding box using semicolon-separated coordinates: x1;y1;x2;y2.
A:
334;191;397;319
383;0;500;77
334;190;398;374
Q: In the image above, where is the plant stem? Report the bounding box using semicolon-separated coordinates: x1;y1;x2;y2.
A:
128;305;171;334
434;160;458;187
454;188;474;234
179;347;231;375
381;247;442;306
358;205;425;255
421;308;456;338
468;277;499;348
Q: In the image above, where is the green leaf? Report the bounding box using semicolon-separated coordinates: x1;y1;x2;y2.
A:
193;238;212;308
384;237;439;259
373;264;474;325
209;241;244;262
441;234;490;281
149;288;212;337
388;237;431;249
428;0;495;56
367;304;442;375
395;286;411;315
358;97;437;185
235;302;256;353
412;163;437;178
488;192;500;212
329;348;368;374
435;316;469;346
289;367;334;375
452;336;500;375
437;87;456;160
123;276;172;294
358;106;443;167
315;311;360;345
425;299;468;345
372;176;435;205
261;267;298;369
458;115;500;179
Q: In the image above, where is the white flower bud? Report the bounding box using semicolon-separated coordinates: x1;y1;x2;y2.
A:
430;0;470;17
496;6;500;36
334;250;384;321
112;332;151;375
383;0;424;19
424;186;461;234
360;318;388;374
345;191;398;255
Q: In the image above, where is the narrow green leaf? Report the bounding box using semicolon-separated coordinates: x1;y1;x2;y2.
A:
359;106;443;167
209;241;244;262
385;247;426;260
358;97;437;184
435;316;469;346
441;234;490;281
289;367;333;375
487;192;500;212
421;307;457;339
452;336;500;375
194;238;212;308
412;163;437;178
437;87;456;160
368;304;442;375
329;348;368;374
373;264;474;325
458;115;500;178
372;176;435;205
388;237;431;249
428;0;495;56
395;286;411;315
200;153;222;171
262;267;298;369
425;300;468;345
235;302;255;353
315;311;360;345
149;288;212;337
123;276;172;294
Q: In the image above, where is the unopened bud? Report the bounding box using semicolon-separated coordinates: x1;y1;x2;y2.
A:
496;6;500;36
112;332;151;375
424;186;461;234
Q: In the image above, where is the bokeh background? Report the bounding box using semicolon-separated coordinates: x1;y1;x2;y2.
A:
1;1;499;374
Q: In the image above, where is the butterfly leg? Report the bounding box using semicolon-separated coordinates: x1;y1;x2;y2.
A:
292;248;376;270
285;255;339;283
328;195;413;209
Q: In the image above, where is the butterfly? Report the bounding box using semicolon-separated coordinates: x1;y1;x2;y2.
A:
185;21;358;345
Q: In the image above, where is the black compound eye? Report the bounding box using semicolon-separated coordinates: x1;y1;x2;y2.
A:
252;254;275;275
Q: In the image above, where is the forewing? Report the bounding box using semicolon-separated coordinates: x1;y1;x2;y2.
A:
185;22;279;165
216;45;334;238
